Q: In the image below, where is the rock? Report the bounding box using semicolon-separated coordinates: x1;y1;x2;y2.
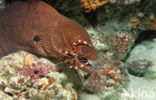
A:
123;38;156;100
121;75;156;100
79;94;100;100
0;51;77;100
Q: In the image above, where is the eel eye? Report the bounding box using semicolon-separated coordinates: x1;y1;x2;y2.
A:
81;46;85;53
33;36;40;42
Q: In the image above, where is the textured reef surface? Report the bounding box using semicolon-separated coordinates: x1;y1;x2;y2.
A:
0;51;77;100
0;0;156;100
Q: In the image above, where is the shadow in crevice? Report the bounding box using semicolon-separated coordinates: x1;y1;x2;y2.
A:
135;29;156;44
83;10;98;27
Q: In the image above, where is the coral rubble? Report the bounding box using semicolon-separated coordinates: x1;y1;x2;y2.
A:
0;51;77;100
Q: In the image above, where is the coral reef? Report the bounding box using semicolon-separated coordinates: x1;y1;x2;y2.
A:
82;25;155;99
83;1;155;96
80;0;141;13
0;51;77;100
95;0;155;39
80;0;108;12
0;0;156;100
109;0;140;4
82;28;131;95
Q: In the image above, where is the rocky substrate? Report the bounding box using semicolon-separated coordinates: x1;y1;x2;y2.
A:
0;51;77;100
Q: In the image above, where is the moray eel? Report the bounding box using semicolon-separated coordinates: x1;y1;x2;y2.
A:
0;0;97;73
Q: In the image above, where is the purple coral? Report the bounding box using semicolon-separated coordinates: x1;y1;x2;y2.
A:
18;60;56;81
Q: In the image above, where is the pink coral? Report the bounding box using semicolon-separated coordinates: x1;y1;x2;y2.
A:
85;32;131;93
18;60;55;81
115;32;129;53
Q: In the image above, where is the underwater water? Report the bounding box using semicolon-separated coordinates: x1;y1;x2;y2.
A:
0;0;156;100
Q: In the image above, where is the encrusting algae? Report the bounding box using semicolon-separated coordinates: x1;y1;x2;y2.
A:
0;51;77;100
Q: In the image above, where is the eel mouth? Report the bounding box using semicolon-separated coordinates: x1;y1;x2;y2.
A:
77;56;94;70
77;56;88;64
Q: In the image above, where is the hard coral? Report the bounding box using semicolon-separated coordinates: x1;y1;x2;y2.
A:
85;64;122;93
80;0;108;12
18;60;55;81
0;51;76;100
85;32;132;93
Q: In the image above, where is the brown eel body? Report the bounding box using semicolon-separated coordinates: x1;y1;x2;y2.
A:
0;0;97;73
